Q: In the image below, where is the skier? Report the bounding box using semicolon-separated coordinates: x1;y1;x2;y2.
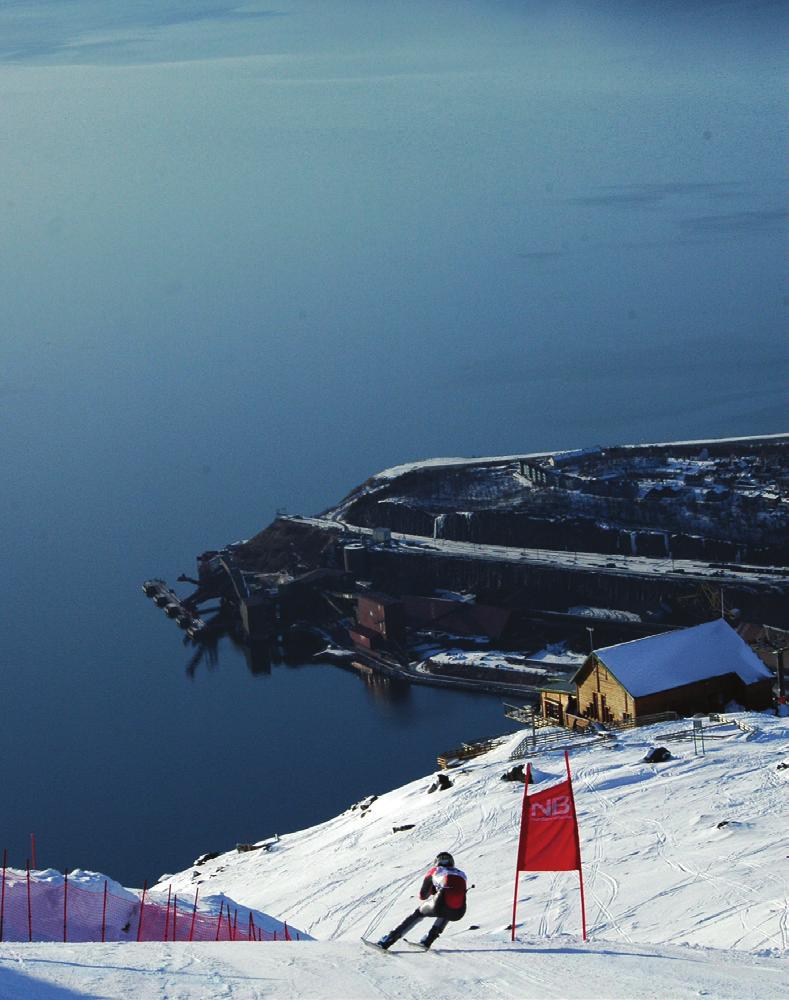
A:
375;851;467;950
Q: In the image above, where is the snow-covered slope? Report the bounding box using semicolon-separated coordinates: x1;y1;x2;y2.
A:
0;936;784;1000
3;712;785;998
152;713;788;954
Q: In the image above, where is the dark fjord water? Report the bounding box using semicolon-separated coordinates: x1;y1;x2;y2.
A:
1;1;786;885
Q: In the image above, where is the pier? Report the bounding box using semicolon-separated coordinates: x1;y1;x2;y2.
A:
141;579;206;639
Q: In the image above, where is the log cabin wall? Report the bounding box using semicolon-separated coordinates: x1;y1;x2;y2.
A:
575;655;634;724
540;690;573;724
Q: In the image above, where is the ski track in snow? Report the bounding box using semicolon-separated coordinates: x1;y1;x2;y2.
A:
575;734;788;952
5;713;787;997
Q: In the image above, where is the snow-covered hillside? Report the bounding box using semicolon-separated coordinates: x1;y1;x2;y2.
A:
2;712;786;998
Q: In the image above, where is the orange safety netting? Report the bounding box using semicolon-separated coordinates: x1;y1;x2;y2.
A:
0;867;295;943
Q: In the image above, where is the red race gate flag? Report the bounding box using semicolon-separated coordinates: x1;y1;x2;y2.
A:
511;751;586;941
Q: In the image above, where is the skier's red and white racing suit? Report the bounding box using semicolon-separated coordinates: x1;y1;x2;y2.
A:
418;864;468;921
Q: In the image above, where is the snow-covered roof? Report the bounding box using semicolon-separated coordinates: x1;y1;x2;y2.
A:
585;619;773;698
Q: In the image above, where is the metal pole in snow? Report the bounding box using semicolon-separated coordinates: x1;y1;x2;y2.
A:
101;880;108;943
164;885;172;942
173;894;177;942
26;861;32;942
136;881;148;942
63;870;68;943
511;761;532;942
214;900;224;941
189;887;199;943
565;751;587;941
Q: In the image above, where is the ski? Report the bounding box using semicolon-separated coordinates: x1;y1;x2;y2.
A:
361;938;395;955
403;939;431;951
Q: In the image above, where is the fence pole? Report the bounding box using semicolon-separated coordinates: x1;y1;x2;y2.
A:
136;881;148;942
172;894;177;942
0;848;7;943
284;921;291;942
188;887;199;943
214;900;224;941
26;861;32;942
248;912;253;942
232;909;238;941
101;880;108;943
63;870;68;943
164;885;172;942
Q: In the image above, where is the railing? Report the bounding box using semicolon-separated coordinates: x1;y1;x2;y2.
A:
603;711;679;731
503;703;555;728
436;738;502;769
508;726;603;761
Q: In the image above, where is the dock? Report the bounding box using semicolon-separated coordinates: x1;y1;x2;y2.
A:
141;579;206;638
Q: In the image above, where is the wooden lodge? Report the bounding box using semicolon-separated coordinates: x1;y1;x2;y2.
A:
540;619;774;728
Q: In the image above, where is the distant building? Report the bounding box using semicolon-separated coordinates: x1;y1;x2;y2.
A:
402;595;511;641
355;592;406;645
540;619;774;727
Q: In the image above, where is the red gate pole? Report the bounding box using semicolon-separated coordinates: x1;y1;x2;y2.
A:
164;885;172;942
511;762;532;942
172;894;177;942
63;870;69;943
248;912;253;942
510;870;520;944
0;848;7;943
26;861;32;942
564;751;587;941
101;880;108;943
188;887;199;942
214;900;224;941
136;881;148;942
232;909;238;941
577;857;588;941
30;835;36;871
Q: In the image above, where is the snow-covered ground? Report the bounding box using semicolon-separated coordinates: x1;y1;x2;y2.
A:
425;650;551;677
370;435;789;484
418;644;585;680
2;712;787;998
